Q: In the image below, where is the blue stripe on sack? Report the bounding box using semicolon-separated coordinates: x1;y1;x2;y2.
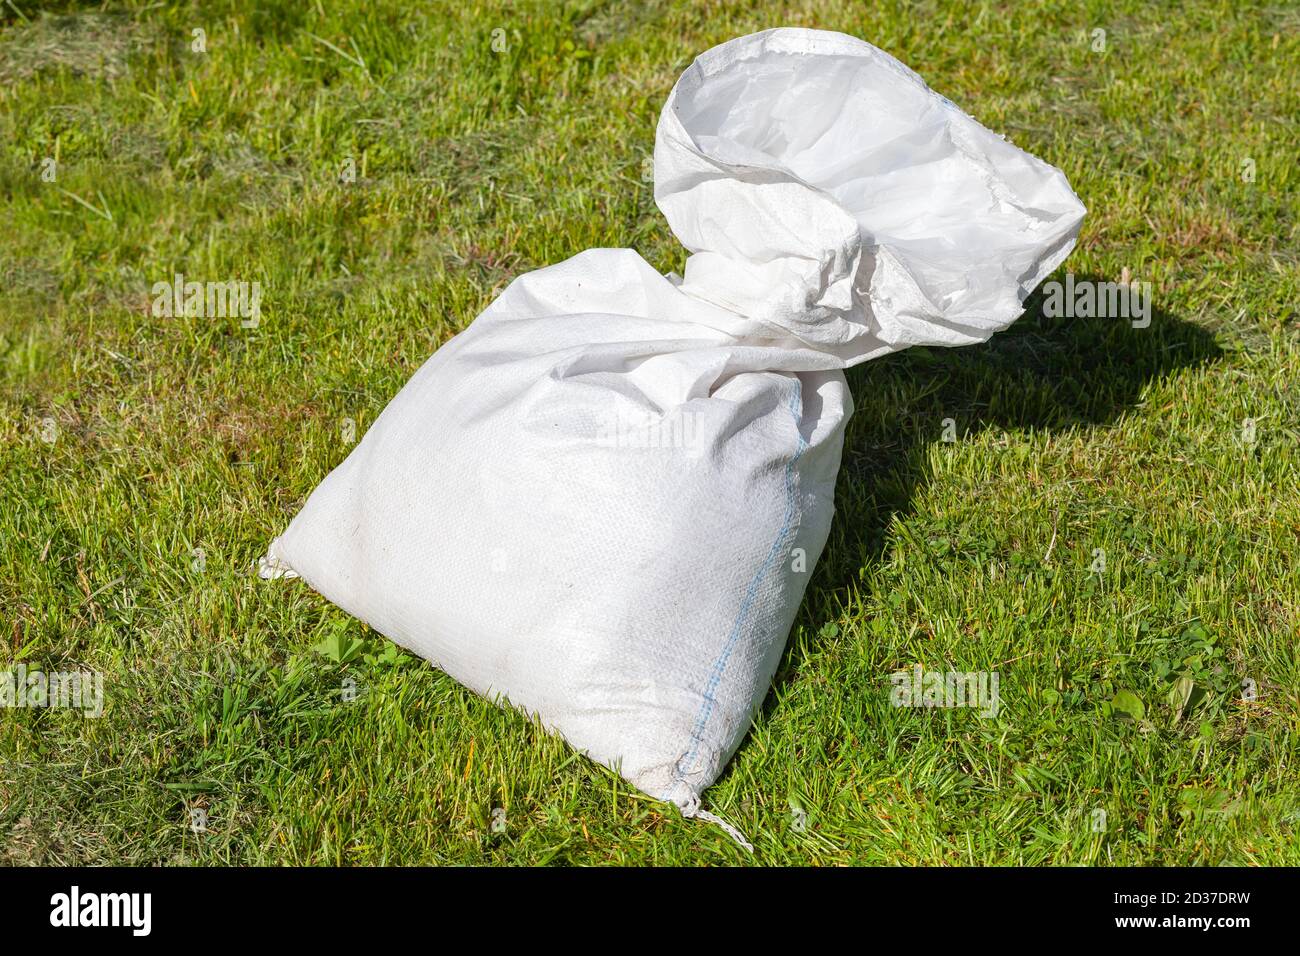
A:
670;377;808;797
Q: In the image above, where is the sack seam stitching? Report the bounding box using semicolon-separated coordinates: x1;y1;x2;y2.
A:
668;376;808;803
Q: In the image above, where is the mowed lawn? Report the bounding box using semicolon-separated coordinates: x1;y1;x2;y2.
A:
1;0;1297;865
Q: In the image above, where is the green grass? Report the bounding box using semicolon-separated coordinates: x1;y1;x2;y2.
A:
1;0;1297;865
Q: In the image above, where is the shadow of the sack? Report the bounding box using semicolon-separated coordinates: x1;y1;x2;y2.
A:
771;272;1224;702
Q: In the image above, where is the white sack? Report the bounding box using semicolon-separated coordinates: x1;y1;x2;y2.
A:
263;28;1085;812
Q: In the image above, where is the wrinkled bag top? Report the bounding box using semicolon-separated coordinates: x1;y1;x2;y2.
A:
653;28;1086;364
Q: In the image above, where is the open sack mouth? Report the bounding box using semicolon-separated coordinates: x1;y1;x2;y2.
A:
655;28;1086;361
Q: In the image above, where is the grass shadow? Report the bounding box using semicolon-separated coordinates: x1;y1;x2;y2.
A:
776;272;1225;687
